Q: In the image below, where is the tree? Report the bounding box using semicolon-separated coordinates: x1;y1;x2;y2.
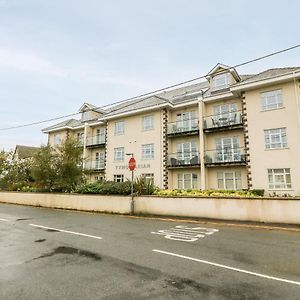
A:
55;137;84;192
31;145;58;191
0;155;34;191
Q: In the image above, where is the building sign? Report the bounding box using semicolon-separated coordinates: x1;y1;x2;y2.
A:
115;163;151;170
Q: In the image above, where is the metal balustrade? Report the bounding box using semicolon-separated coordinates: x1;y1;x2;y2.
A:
204;147;246;165
86;135;106;147
203;111;243;132
167;152;200;168
167;118;199;136
84;160;105;171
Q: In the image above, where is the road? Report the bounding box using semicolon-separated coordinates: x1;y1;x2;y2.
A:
0;203;300;299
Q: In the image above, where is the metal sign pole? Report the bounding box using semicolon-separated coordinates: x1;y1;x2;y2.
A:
130;169;134;215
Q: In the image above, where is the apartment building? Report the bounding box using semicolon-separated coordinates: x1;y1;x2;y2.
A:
42;64;300;195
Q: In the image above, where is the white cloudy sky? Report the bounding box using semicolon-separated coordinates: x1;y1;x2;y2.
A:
0;0;299;150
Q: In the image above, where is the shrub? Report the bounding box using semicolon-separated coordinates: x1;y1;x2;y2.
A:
76;181;132;195
250;189;265;197
134;176;157;195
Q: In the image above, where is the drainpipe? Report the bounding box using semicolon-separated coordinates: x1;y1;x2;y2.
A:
82;122;88;169
293;72;300;126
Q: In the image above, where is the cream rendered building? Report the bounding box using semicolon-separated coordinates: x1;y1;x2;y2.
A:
43;64;300;196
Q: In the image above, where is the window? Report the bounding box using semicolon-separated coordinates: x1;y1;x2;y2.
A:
176;111;198;131
261;90;283;111
77;132;84;144
264;128;287;149
95;175;104;182
114;147;124;161
176;142;198;163
114;174;124;183
142;144;154;160
96;128;105;144
82;111;93;121
177;173;198;189
268;168;292;189
95;152;105;169
215;137;241;162
217;171;242;190
212;73;230;90
142;173;154;183
115;121;125;135
54;134;61;145
142;115;154;131
213;103;238;125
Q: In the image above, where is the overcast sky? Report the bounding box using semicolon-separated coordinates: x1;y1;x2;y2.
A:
0;0;299;150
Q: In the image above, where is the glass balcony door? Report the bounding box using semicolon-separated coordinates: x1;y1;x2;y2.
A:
95;152;105;169
213;103;237;126
176;111;196;132
215;137;240;162
96;128;105;144
176;142;197;164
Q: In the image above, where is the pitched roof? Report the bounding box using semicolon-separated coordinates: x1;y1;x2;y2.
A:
102;95;171;118
14;145;40;159
42;118;83;132
235;67;300;85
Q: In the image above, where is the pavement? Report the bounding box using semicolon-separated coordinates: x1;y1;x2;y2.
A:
0;203;300;299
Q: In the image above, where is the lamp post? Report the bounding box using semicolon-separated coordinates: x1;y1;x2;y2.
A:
126;153;135;215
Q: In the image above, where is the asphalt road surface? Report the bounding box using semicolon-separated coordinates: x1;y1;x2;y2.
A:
0;203;300;300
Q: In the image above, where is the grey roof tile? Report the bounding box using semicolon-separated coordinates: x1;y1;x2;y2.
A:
236;67;300;85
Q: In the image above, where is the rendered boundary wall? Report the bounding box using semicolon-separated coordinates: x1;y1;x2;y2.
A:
0;192;300;225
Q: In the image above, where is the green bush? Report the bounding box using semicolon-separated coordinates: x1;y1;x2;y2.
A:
153;189;262;198
134;176;157;195
250;189;265;197
76;181;132;195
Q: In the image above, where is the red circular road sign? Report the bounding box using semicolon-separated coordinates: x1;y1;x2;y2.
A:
128;157;136;171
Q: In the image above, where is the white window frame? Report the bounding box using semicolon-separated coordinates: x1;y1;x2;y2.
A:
264;128;287;149
142;173;154;183
212;73;230;90
142;115;154;131
95;152;105;169
82;111;93;121
177;173;198;189
176;111;197;132
114;147;124;162
213;103;238;124
217;171;242;190
115;121;125;135
142;143;154;160
96;128;106;144
114;174;124;183
77;132;84;144
268;168;292;190
215;137;241;162
176;142;197;163
261;89;283;111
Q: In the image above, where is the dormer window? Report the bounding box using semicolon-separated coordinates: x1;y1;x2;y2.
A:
82;110;93;121
212;73;230;90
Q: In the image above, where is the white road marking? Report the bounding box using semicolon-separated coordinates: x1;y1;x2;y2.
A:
29;224;102;240
151;225;219;242
0;218;9;222
153;249;300;286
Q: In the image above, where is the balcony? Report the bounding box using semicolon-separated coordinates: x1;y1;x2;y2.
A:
86;135;106;148
84;160;105;172
204;147;246;167
203;111;243;133
167;118;199;137
167;152;200;169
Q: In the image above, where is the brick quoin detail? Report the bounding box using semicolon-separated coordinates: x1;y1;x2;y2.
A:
241;94;252;189
162;109;169;189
